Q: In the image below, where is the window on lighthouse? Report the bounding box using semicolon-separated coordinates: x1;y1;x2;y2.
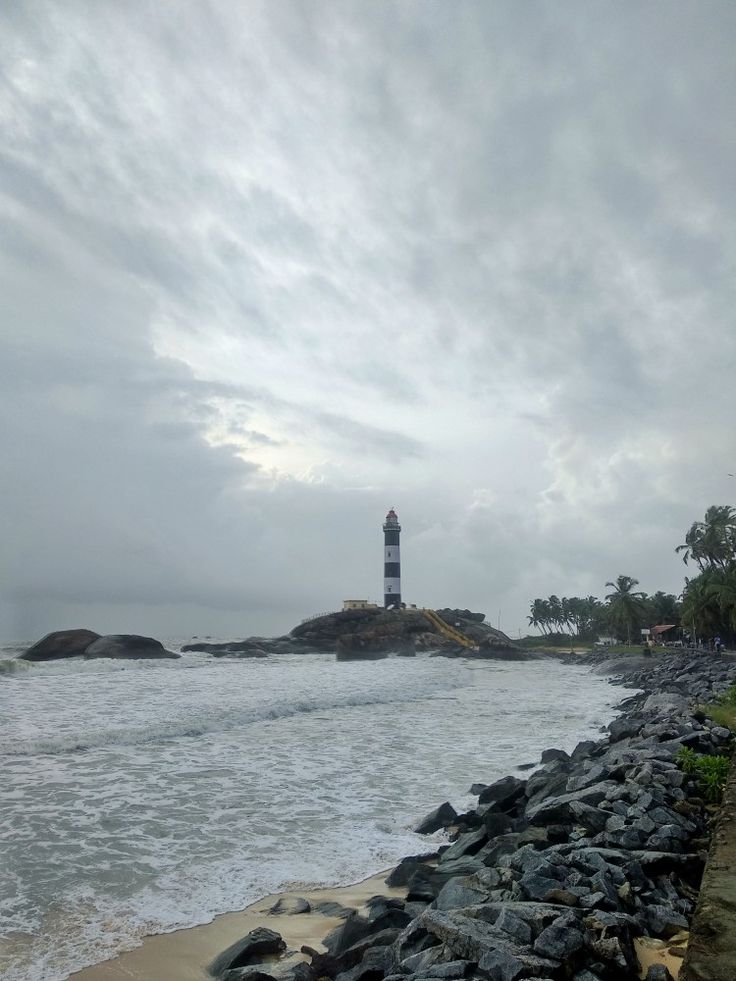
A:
387;585;392;592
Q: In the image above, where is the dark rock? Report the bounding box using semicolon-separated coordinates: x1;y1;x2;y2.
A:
313;901;355;919
183;638;271;654
406;867;438;903
478;776;526;811
494;908;532;945
440;827;488;862
386;856;433;888
525;783;617;825
518;871;569;902
540;748;570;764
479;811;513;838
334;945;389;981
84;634;179;659
533;919;585;960
19;628;101;661
475;947;526;981
324;913;406;958
644;965;674;981
434;877;489;911
431;857;485;889
269;897;311;915
645;904;689;938
544;888;580;907
424;960;473;978
415;802;458;835
569;801;609;833
209;928;286;976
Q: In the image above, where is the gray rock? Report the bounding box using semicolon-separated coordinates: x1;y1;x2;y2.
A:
478;776;526;810
440;827;488;863
84;633;180;659
525;783;618;825
645;904;689;938
569;801;608;833
269;897;311;916
644;964;674;981
475;947;526;981
533;922;585;960
431;857;485;888
434;878;488;911
334;945;389;981
415;802;458;835
386;855;433;888
540;748;570;763
518;872;567;902
209;928;286;976
19;628;101;661
400;946;443;974
425;960;473;978
494;908;532;945
643;692;690;713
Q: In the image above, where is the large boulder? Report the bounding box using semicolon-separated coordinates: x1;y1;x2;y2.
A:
83;634;179;659
19;629;101;661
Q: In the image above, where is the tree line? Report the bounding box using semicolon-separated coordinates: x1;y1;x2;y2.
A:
528;505;736;645
527;585;680;643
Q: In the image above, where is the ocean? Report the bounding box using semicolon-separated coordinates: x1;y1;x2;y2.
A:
0;643;619;980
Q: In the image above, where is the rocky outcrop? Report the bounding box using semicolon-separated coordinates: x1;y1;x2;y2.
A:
292;609;430;654
290;608;525;659
182;637;302;655
336;634;390;660
19;629;101;661
19;631;179;660
83;634;179;659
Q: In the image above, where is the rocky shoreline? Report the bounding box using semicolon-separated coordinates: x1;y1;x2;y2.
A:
204;650;735;981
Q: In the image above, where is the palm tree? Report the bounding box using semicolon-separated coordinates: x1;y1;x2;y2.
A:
527;599;547;634
676;506;736;571
706;568;736;632
681;573;722;641
605;575;647;644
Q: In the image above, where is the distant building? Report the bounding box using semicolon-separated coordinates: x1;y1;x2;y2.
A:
342;599;377;610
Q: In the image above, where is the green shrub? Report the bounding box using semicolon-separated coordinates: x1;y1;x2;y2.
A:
695;755;731;802
719;683;736;708
676;747;732;803
676;746;699;774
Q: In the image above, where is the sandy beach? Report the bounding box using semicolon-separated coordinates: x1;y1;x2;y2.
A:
66;867;687;981
70;871;405;981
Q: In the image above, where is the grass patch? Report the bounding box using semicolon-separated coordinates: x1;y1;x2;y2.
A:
702;703;736;731
699;681;736;733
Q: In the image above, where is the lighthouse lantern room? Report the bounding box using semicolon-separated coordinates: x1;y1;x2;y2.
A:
383;508;401;608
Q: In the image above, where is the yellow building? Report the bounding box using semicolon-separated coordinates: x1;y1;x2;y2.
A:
342;599;378;610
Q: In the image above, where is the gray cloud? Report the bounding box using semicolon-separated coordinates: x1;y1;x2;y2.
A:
1;0;735;641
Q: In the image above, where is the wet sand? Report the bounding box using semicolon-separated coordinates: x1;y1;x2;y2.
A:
70;871;404;981
635;933;686;979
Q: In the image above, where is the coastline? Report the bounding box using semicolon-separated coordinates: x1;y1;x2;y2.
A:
67;650;736;981
70;871;408;981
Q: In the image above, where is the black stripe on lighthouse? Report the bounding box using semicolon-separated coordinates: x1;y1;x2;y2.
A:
382;508;402;608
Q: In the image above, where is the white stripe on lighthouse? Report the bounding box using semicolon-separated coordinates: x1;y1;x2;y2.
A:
383;577;401;593
384;545;400;562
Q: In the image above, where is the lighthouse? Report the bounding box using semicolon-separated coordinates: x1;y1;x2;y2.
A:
383;508;401;608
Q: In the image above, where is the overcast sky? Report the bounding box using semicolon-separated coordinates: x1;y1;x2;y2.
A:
1;1;735;643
